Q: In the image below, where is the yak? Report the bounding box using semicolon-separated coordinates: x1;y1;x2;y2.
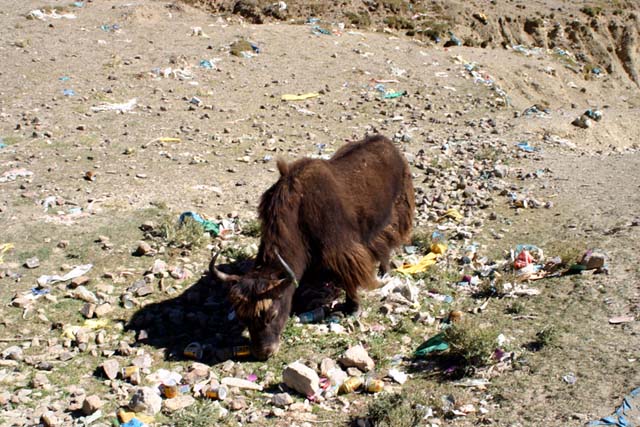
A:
210;134;414;360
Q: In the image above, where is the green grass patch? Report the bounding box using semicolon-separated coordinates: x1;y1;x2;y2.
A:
444;319;499;367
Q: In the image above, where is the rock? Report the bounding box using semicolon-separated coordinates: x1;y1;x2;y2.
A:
72;286;98;304
339;345;375;372
319;358;338;377
163;395;195;412
580;251;606;270
128;387;162;415
70;276;90;289
229;397;247;411
2;345;23;360
151;259;167;275
493;164;509;178
0;391;9;405
24;257;40;269
134;241;154;256
282;361;320;397
94;303;113;317
346;367;363;377
31;372;49;388
132;353;153;369
82;395;104;415
221;376;263;391
41;411;59;427
80;303;96;318
102;359;119;380
272;392;293;408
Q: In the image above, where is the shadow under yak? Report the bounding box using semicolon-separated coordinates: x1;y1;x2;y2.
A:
126;258;342;365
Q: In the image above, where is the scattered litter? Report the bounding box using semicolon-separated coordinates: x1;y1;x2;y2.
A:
63;89;75;96
388;368;408;384
439;208;463;223
396;252;440;274
562;372;577;385
383;90;407;99
27;9;77;20
281;93;320;101
589;387;640;426
178;211;220;235
609;315;634;324
36;264;93;287
414;332;448;357
516;141;538;152
91;98;137;113
0;243;14;263
0;168;33;183
100;24;120;32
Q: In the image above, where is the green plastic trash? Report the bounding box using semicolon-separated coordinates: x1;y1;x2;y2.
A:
414;332;449;357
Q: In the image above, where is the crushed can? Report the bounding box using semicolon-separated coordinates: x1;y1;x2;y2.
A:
161;379;178;399
184;342;203;360
363;378;384;393
204;384;228;401
339;376;363;394
232;345;251;358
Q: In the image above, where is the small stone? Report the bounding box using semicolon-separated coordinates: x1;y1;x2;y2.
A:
140;221;155;231
151;259;167;275
31;372;50;388
24;257;40;269
229;397;247;411
0;391;10;405
80;303;96;318
134;241;153;256
94;303;113;317
2;346;23;360
70;276;90;289
272;392;293;408
129;387;162;415
82;395;104;415
163;395;195;412
346;367;362;377
319;358;338;377
57;240;69;249
72;286;98;303
493;164;509;178
282;361;320;396
41;411;59;427
339;345;375;372
102;359;119;380
132;353;153;369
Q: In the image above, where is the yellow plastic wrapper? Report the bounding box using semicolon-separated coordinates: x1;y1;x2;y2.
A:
118;409;154;424
430;242;447;255
438;208;463;223
281;92;320;101
396;252;440;274
0;243;14;263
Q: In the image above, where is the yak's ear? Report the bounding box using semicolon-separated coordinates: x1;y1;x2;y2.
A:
256;278;286;295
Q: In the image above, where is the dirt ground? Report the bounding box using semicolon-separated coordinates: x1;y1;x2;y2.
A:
0;1;639;426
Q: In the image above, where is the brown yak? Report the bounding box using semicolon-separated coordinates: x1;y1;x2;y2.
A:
211;134;414;360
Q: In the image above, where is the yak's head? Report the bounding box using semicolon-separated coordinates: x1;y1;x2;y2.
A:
210;251;297;360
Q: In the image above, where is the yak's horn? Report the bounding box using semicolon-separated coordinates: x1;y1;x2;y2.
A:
275;250;299;288
209;251;241;283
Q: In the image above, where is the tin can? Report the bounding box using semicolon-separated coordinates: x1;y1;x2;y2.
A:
232;345;251;358
204;384;228;401
363;378;384;393
184;342;203;360
339;377;363;394
448;310;463;323
162;380;178;399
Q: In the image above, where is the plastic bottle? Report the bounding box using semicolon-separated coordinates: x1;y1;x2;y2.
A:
297;307;326;324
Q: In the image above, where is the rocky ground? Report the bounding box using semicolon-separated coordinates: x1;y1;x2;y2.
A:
0;1;639;426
